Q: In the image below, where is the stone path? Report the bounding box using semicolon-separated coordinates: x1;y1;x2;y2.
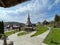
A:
0;27;50;45
0;40;3;45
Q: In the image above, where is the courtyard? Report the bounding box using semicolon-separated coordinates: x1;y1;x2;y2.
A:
0;27;50;45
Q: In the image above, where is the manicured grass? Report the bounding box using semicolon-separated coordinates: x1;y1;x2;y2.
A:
44;28;60;45
17;31;30;36
47;24;54;27
31;25;48;37
5;30;19;36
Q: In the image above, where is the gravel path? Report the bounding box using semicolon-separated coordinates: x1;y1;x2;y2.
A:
0;27;50;45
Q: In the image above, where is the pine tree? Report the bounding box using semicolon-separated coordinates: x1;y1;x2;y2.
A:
55;14;60;22
0;22;2;34
0;21;4;34
1;21;4;34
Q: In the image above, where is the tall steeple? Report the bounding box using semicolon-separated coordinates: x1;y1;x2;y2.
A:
26;13;31;26
24;12;35;32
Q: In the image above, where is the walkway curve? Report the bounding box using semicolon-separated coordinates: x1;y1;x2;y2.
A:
0;27;51;45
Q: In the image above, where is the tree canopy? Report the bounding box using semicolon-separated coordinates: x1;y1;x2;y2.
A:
0;21;4;34
55;14;60;22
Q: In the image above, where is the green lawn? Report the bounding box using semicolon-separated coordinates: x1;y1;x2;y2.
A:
44;28;60;45
5;30;19;36
31;25;48;37
17;31;30;36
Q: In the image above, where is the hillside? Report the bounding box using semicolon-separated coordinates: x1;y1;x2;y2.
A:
4;22;25;27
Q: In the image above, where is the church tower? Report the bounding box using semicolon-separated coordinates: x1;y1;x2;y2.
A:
26;13;32;26
24;13;35;32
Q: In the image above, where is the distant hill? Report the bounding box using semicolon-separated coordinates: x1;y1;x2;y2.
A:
4;22;25;27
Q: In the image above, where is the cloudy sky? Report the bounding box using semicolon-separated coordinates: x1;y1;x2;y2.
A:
0;0;60;23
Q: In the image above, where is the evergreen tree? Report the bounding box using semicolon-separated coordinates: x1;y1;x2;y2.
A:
55;14;60;22
0;21;4;34
1;21;4;34
0;22;2;34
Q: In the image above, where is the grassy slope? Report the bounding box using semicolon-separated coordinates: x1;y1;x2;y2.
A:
5;30;19;36
17;31;30;36
44;28;60;45
31;25;48;37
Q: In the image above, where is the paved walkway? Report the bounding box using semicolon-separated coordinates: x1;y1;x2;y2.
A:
0;27;50;45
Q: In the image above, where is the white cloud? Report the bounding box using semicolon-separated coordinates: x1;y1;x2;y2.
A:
0;0;59;22
5;0;49;14
55;0;60;3
0;0;49;14
48;0;60;10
